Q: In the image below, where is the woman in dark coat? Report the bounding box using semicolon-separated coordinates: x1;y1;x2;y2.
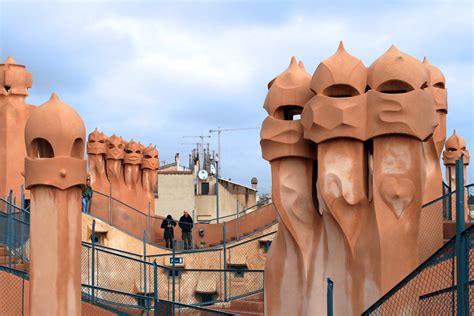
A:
161;215;176;249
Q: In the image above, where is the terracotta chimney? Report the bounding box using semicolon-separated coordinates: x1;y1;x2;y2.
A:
251;177;258;190
24;93;86;316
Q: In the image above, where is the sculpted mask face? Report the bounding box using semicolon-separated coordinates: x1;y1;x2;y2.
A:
424;58;447;155
87;129;106;155
302;42;368;143
260;57;315;162
25;93;87;190
141;145;159;170
124;140;142;165
443;131;470;165
106;134;125;160
366;46;437;141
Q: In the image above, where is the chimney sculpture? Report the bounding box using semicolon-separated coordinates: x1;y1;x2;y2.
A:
87;128;108;191
251;177;258;190
0;56;34;201
301;43;374;314
418;58;448;262
142;144;159;205
262;44;439;315
443;130;470;221
260;57;318;315
123;140;143;192
25;93;86;316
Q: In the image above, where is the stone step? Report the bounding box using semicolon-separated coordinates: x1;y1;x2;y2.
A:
7;263;29;272
221;309;263;316
230;299;264;313
243;292;264;301
0;255;20;265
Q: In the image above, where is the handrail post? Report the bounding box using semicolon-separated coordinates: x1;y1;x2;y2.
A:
7;191;12;268
455;157;467;315
108;182;112;224
20;185;25;260
216;160;219;223
148;202;151;243
327;278;334;316
223;222;227;302
172;241;176;316
448;166;453;220
20;185;25;210
236;200;240;240
192;209;196;249
153;260;158;316
91;220;96;303
143;230;147;310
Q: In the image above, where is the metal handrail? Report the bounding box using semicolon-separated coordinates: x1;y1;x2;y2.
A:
82;241;143;259
363;224;473;314
202;198;272;224
227;230;276;250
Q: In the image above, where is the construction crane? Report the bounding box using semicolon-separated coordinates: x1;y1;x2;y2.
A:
209;127;259;176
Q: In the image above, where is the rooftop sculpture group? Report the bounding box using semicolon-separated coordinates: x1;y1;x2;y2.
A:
87;129;159;214
260;43;456;315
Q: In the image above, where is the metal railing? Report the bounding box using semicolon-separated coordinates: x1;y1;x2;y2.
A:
202;197;272;224
82;221;263;314
1;192;267;315
88;189;274;250
363;224;473;315
0;192;30;268
363;158;473;315
0;262;233;316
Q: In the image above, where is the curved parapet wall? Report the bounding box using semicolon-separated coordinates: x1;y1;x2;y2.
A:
88;190;277;249
193;203;278;248
261;43;446;315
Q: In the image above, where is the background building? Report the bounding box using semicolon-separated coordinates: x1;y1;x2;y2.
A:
155;151;258;221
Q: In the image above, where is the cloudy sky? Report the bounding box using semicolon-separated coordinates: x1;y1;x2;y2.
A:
1;0;473;193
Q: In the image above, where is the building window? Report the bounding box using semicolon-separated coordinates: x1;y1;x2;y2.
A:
201;182;209;195
197;293;216;305
90;232;107;245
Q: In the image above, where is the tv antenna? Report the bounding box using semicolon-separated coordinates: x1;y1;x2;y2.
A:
208;127;259;175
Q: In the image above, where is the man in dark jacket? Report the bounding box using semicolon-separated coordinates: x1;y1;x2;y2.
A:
179;210;194;250
161;215;176;249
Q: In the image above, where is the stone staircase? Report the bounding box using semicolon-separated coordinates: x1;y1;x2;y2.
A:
0;244;29;272
215;292;264;316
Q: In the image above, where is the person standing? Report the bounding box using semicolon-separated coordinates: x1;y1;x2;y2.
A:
161;215;176;249
179;210;194;250
82;178;93;213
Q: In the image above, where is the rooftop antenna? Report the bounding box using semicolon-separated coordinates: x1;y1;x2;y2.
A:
209;127;259;176
182;134;211;164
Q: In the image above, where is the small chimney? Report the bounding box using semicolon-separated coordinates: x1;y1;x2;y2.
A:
175;153;180;171
251;177;258;190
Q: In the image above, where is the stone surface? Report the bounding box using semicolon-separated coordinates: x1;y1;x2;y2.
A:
25;93;86;316
261;43;446;315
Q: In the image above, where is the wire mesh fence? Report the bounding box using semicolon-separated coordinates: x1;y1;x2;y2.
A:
467;184;474;221
0;195;30;270
80;230;265;313
363;225;474;315
0;266;28;316
419;192;453;262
